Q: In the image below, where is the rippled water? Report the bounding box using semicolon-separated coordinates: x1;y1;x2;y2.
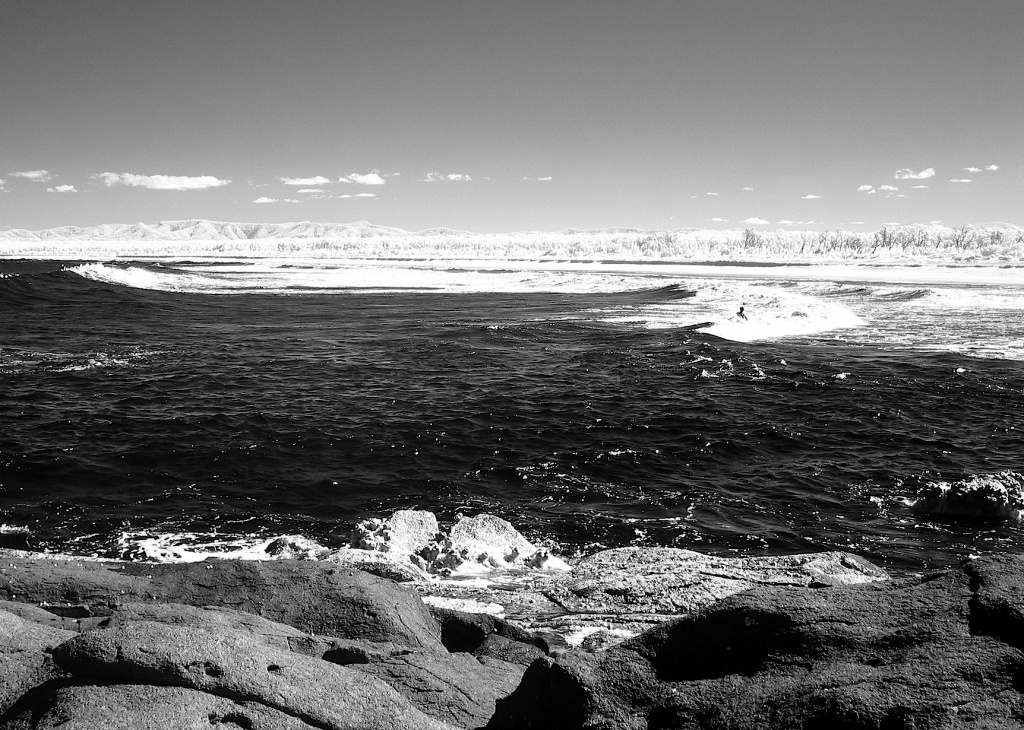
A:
1;259;1023;574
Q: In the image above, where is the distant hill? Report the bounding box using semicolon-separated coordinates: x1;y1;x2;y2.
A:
2;219;1022;264
2;218;1022;243
0;219;417;241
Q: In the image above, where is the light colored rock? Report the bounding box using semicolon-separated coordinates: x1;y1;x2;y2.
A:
422;514;570;574
350;510;440;556
912;471;1024;521
545;547;889;617
22;684;317;729
0;608;74;715
52;621;458;730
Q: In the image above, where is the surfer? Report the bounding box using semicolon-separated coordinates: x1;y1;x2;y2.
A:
737;305;747;321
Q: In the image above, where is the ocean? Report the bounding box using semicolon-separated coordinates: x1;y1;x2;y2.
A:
2;255;1023;577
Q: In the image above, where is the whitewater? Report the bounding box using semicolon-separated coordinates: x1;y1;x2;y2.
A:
2;221;1024;587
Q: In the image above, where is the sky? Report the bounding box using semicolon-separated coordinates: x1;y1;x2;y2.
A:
1;0;1022;234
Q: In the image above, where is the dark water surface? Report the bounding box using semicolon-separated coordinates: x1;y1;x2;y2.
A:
2;260;1023;573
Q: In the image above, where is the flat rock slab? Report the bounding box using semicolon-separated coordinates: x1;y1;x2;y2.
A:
544;547;889;616
7;684;318;729
350;649;525;729
0;609;74;715
0;558;443;651
52;620;457;730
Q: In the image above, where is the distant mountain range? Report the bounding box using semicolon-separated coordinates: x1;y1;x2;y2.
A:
1;218;1020;243
0;219;419;241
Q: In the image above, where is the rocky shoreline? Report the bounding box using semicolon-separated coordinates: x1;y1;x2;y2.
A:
2;542;1023;729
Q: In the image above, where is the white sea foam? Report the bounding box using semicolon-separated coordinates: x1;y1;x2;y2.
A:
114;511;571;586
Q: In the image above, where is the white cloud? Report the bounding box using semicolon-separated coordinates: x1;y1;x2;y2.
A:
711;217;729;222
10;170;53;182
522;176;553;181
47;184;77;193
963;167;982;173
296;188;325;194
706;192;718;196
801;194;822;200
420;172;472;182
848;221;865;225
878;184;899;191
777;220;795;225
950;178;972;183
743;217;769;225
857;185;874;192
94;172;231;190
894;167;935;180
253;197;278;203
911;185;929;189
354;193;376;198
281;176;331;186
341;172;386;185
986;164;1000;171
742;187;754;191
867;189;877;195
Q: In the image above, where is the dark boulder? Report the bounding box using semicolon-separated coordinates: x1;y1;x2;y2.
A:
346;649;525;729
489;562;1024;730
0;558;443;650
966;553;1024;650
429;605;549;664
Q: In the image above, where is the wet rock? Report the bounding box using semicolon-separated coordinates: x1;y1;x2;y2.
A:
911;471;1024;521
544;547;889;617
7;684;318;729
51;621;457;730
489;567;1024;730
0;558;443;651
0;609;73;716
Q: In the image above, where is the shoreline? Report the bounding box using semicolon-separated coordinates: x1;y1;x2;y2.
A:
2;546;1023;728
